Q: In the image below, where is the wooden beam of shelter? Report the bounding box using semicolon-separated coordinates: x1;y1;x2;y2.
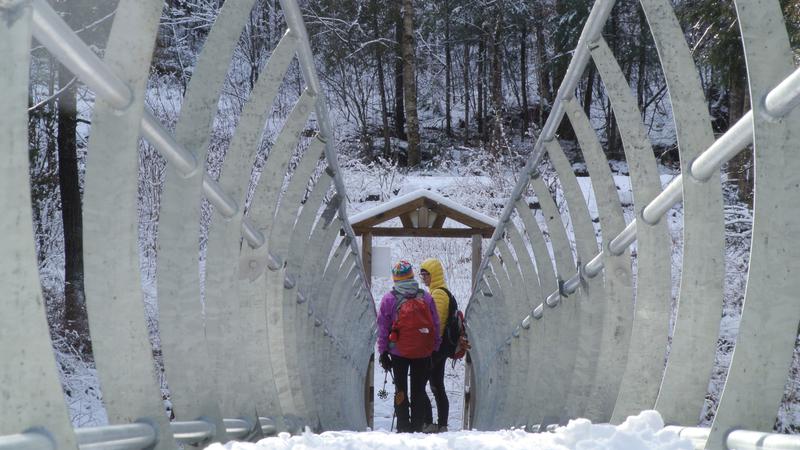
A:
353;226;494;238
431;214;446;228
427;201;494;229
352;197;426;228
400;213;414;228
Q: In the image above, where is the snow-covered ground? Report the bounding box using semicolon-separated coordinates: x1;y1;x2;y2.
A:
206;410;693;449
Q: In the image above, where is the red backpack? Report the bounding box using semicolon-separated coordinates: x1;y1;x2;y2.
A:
388;290;436;359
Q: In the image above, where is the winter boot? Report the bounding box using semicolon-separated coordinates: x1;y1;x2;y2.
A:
422;423;439;433
394;391;412;432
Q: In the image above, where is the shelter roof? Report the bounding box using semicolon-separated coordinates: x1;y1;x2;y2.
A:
349;189;497;238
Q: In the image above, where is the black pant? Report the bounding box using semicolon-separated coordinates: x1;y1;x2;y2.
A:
391;355;432;432
426;351;449;427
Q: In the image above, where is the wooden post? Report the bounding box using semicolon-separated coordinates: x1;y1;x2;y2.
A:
471;234;481;284
362;233;372;288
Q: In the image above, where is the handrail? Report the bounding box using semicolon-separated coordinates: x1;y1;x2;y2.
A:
222;419;253;440
31;0;265;250
664;426;800;450
472;0;617;293
0;432;54;450
27;0;370;295
169;420;215;443
0;417;280;450
581;65;800;281
499;58;800;343
74;423;157;449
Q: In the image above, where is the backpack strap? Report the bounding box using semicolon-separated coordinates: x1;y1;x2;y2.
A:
436;287;457;317
391;288;426;321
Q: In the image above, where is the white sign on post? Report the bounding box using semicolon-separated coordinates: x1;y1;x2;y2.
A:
371;246;392;279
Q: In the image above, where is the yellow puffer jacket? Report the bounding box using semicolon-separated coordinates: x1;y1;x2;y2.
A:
421;258;449;337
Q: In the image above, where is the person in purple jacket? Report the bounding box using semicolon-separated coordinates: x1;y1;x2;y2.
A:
377;260;441;432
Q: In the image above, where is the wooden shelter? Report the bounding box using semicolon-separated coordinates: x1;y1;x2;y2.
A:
348;189;497;287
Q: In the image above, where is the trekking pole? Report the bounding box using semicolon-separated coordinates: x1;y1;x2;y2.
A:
385;369;396;432
378;370;389;400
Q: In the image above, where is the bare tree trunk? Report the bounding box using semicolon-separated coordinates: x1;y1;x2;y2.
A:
607;100;621;159
520;23;529;138
271;0;279;47
605;5;621;159
477;37;485;138
371;0;391;159
584;64;595;119
247;10;259;92
57;62;90;357
401;0;420;167
463;41;471;145
636;8;647;114
534;18;549;128
490;8;504;154
728;65;752;205
552;0;570;95
444;0;452;136
394;10;406;140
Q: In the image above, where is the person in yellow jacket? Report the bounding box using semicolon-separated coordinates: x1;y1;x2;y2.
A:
419;258;451;433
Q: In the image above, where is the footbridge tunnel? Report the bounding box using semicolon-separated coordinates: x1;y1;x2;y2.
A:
1;0;799;448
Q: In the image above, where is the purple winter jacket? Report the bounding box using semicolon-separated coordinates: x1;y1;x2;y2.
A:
377;290;441;357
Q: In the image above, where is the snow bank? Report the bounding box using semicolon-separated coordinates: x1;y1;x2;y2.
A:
205;410;692;450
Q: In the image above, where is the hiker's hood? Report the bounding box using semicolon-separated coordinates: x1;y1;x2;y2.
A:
421;258;446;291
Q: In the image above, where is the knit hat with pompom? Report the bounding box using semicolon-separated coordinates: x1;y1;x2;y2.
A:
392;260;415;282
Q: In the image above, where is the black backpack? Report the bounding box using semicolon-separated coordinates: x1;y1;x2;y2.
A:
436;287;463;358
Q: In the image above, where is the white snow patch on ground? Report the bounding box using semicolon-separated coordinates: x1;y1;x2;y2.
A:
206;410;692;450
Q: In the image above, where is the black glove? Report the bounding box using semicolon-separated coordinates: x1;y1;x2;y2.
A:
379;351;392;371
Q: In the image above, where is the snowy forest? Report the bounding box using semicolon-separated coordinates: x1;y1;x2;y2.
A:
24;0;800;433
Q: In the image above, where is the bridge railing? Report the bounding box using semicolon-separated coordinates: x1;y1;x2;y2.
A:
0;0;375;447
465;0;800;447
3;0;800;447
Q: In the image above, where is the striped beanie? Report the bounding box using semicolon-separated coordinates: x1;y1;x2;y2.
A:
392;260;415;282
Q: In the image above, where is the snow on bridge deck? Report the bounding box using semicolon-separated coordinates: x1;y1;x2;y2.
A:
206;410;693;450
